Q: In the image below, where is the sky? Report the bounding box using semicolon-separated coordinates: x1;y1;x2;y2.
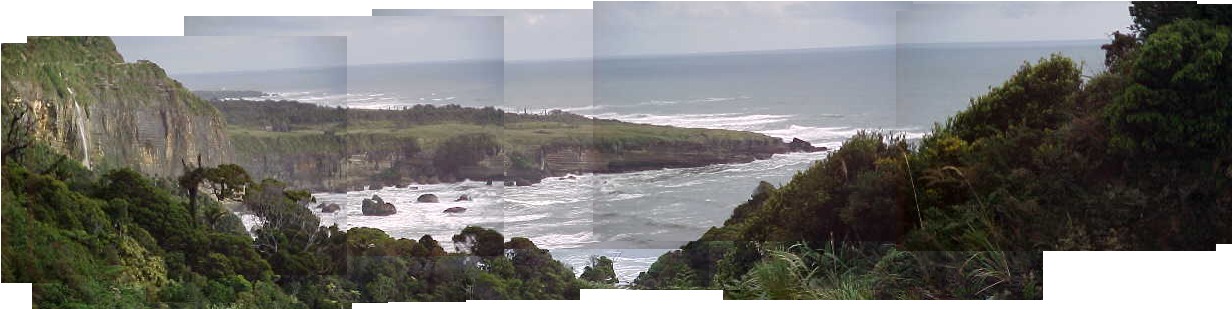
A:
897;1;1134;45
112;2;1136;72
594;1;1134;57
373;9;593;62
182;16;503;65
111;36;345;74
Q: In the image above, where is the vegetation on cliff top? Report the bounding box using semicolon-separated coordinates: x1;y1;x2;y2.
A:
3;36;218;114
212;98;795;190
632;2;1231;299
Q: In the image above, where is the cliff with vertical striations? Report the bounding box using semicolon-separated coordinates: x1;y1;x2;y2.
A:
2;37;231;177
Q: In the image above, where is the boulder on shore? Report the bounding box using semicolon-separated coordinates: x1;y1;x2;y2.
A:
787;138;827;152
443;206;467;214
455;194;471;202
417;194;439;203
361;195;396;216
316;203;341;213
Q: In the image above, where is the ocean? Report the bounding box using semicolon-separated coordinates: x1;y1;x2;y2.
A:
183;40;1106;284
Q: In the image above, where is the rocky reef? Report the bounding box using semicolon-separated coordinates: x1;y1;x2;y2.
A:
360;195;396;216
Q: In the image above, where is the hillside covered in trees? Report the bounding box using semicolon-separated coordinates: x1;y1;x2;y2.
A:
631;2;1231;299
0;37;618;307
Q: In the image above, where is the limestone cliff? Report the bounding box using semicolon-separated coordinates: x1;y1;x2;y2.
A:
2;37;231;177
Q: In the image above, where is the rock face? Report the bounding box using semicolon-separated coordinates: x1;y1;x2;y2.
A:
454;194;470;202
2;37;231;176
443;207;467;214
361;195;396;216
316;203;341;213
787;138;826;152
417;194;439;203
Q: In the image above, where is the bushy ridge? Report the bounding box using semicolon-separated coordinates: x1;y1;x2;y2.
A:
632;4;1231;299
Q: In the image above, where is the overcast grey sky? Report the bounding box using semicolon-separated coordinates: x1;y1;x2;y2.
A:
595;1;1134;57
898;1;1133;44
114;2;1136;72
373;9;593;62
111;36;345;74
183;16;503;65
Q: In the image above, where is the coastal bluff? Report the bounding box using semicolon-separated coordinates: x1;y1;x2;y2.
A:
2;37;231;177
212;99;827;191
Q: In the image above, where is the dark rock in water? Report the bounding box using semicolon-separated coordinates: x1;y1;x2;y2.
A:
443;206;467;214
395;184;407;189
788;138;825;152
318;203;341;213
368;183;384;190
361;196;396;216
503;180;515;186
417;194;439;203
455;194;470;202
514;179;533;186
566;175;576;180
408;186;418;190
486;180;493;186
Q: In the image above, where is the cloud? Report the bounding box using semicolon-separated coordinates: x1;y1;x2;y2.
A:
897;2;1133;44
184;16;503;65
594;1;904;57
110;36;345;74
593;1;1134;57
374;9;593;61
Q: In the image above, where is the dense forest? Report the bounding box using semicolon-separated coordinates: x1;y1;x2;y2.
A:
0;136;619;306
631;2;1231;299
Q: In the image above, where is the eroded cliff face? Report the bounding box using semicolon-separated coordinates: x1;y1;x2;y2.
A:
2;37;231;177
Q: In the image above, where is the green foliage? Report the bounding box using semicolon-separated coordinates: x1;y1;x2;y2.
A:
203;164;252;201
579;256;619;285
947;54;1082;142
451;225;506;257
1130;1;1232;38
1106;19;1232;158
